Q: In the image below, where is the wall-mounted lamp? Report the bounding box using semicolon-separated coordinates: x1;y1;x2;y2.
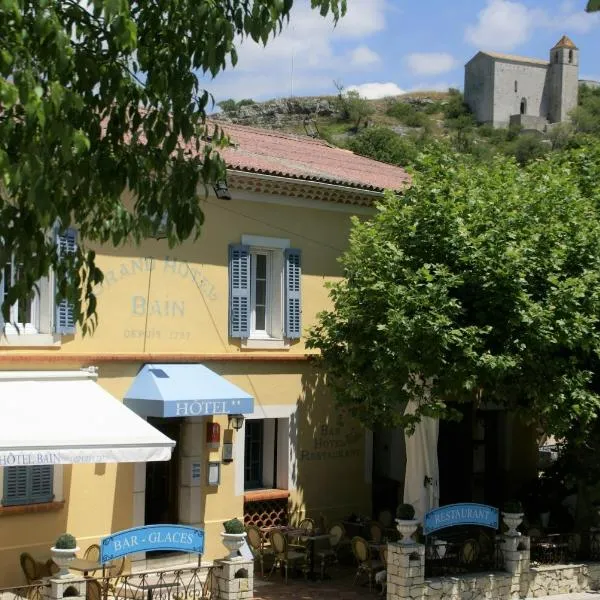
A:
150;210;168;240
228;414;245;431
213;180;232;200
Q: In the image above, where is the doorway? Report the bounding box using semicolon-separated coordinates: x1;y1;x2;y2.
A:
145;418;181;527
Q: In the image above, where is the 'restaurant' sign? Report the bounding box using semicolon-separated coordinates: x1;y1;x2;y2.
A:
423;503;499;535
100;525;204;563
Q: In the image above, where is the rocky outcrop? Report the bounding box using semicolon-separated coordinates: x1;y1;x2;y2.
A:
212;97;338;129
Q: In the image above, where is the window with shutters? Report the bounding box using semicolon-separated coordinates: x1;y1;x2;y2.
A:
1;256;41;334
0;227;77;343
229;236;302;348
1;465;54;506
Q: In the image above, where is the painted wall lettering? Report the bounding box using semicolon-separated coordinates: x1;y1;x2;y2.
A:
131;296;185;317
299;417;363;462
95;257;217;300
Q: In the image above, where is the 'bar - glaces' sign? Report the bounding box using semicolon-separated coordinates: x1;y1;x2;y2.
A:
100;525;204;563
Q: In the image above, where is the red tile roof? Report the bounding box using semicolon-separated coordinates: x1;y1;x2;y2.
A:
217;123;410;193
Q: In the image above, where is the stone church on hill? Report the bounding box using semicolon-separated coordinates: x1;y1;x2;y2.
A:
464;35;579;130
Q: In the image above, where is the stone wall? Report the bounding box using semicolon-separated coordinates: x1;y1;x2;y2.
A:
387;538;600;600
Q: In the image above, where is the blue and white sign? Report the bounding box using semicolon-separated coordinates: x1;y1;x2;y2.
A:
100;525;205;563
423;503;499;535
124;364;255;418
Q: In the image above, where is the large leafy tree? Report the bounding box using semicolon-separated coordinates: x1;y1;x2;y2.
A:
0;0;346;332
307;142;600;438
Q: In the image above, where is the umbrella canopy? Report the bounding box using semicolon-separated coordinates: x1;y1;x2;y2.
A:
403;399;440;522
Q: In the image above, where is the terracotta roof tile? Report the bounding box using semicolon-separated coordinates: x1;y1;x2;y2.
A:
553;35;577;49
478;50;549;66
215;123;410;193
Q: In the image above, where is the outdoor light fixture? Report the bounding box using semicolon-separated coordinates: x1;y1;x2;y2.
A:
213;180;232;200
228;414;245;431
152;210;169;240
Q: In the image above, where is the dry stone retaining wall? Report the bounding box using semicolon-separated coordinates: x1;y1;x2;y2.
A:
387;537;600;600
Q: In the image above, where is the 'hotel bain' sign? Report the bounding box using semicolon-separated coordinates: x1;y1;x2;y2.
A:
423;503;499;535
100;525;205;563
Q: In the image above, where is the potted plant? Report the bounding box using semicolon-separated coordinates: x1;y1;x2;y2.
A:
50;533;80;578
395;503;419;545
221;518;247;559
502;500;524;537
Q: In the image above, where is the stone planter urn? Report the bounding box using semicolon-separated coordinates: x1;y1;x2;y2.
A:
50;546;80;579
395;519;420;545
502;512;524;537
432;539;447;558
221;532;247;560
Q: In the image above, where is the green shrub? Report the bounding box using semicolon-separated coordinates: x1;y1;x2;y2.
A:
503;500;523;514
508;133;549;165
55;533;77;549
348;127;418;166
396;503;416;520
386;101;431;128
217;99;237;112
223;518;245;534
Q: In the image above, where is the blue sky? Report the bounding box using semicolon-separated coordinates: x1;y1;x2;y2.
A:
204;0;600;103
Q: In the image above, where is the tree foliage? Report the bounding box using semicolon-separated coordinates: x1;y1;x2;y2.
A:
348;127;419;167
333;82;374;131
307;141;600;437
0;0;346;332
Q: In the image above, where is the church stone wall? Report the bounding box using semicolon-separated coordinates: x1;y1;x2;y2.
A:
492;61;549;128
464;54;494;125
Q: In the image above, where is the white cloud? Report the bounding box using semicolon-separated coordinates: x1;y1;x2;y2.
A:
350;46;381;67
406;53;458;76
465;0;599;52
346;82;405;99
465;0;538;51
205;0;388;100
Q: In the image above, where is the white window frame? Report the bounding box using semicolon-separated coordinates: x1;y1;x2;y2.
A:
242;235;290;349
235;404;297;496
2;255;40;334
1;258;59;346
250;251;272;338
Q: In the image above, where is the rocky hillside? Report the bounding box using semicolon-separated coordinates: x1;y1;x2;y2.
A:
211;92;450;137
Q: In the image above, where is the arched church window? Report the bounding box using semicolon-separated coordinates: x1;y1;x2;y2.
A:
554;52;559;63
514;80;518;93
520;98;527;115
568;49;573;64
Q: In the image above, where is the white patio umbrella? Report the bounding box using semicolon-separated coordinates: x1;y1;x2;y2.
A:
403;399;440;522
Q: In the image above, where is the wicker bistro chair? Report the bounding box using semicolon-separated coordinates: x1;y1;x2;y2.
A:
268;529;308;584
369;521;384;543
315;524;347;580
20;553;40;584
351;536;384;591
378;509;394;529
246;525;274;577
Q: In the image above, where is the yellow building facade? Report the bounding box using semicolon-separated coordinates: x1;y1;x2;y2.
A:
0;125;410;586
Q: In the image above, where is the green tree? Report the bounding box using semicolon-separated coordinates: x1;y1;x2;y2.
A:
307;142;600;438
348;128;418;167
334;82;374;131
0;0;346;332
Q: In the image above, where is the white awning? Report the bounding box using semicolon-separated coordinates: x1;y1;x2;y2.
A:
0;369;175;466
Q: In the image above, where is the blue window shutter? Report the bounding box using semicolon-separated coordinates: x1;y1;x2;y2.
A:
29;465;54;503
229;244;250;338
0;265;5;330
55;227;77;334
284;248;302;339
2;467;30;506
